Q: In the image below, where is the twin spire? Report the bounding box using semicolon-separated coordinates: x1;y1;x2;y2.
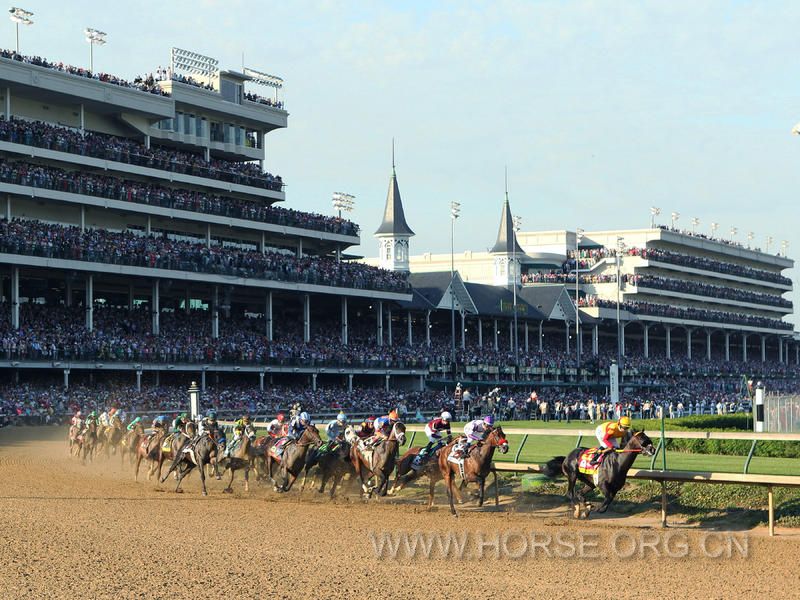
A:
490;167;523;255
375;139;415;237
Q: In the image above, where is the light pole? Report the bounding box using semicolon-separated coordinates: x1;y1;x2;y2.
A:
670;211;680;230
747;231;754;248
188;380;200;419
615;236;626;369
730;226;738;242
766;236;774;254
575;228;584;380
512;215;522;371
450;201;460;371
691;217;700;234
649;206;660;229
711;222;719;238
84;28;107;72
331;192;354;262
8;7;33;53
781;240;789;257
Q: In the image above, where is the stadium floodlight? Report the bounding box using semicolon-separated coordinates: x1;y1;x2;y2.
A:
781;240;789;257
449;200;461;370
710;222;719;237
649;206;661;229
511;214;523;370
691;217;700;233
8;7;33;53
171;47;219;78
84;28;107;72
574;227;585;372
331;192;355;218
747;231;754;248
793;122;800;135
615;236;627;372
766;236;774;253
730;226;738;240
243;67;284;90
670;211;680;229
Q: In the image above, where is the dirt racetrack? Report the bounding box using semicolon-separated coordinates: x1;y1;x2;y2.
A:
1;426;798;600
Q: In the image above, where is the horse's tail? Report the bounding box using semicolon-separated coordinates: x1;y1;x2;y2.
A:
542;456;566;478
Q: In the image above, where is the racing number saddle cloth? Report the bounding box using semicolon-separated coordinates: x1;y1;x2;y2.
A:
161;433;176;453
578;448;604;475
269;437;290;459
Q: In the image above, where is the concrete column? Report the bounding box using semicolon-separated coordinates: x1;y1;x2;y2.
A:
578;326;583;358
525;321;529;353
539;321;544;352
135;370;142;392
643;325;650;358
407;311;412;347
425;310;431;347
478;318;483;347
5;194;10;219
128;284;134;311
621;323;625;356
665;326;671;360
155;371;160;387
761;335;766;363
145;215;151;236
79;103;85;132
266;291;273;341
303;294;311;343
65;278;73;308
796;345;799;365
10;266;19;330
151;280;160;335
377;301;384;347
725;332;730;362
565;321;570;354
348;373;353;392
144;134;150;149
509;320;513;351
63;369;70;390
312;373;317;392
706;330;711;360
297;238;303;258
201;370;206;392
204;147;210;162
206;223;212;248
686;328;692;359
259;371;265;391
261;231;266;255
460;312;465;349
4;87;10;119
742;333;748;362
85;274;93;332
80;205;86;231
387;307;393;347
385;374;390;392
341;296;348;345
212;286;219;339
778;338;784;364
593;324;599;355
493;319;498;351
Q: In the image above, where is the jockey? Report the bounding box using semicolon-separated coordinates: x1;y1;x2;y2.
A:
198;409;218;437
456;415;494;457
325;413;348;444
357;416;376;440
98;409;110;428
287;412;311;441
267;413;286;438
421;411;453;457
83;411;99;432
592;416;632;464
152;415;168;430
171;413;189;435
225;423;246;457
126;416;142;431
71;410;84;430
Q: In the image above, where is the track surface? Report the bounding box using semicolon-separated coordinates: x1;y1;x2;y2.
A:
1;427;798;599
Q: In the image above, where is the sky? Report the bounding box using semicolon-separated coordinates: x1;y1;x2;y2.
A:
11;1;800;324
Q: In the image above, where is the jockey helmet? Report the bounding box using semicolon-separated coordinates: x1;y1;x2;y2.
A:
337;412;347;423
366;416;376;423
483;415;495;426
441;411;452;422
89;410;97;417
619;416;632;429
277;413;285;422
388;410;399;420
299;411;310;423
243;414;251;422
109;408;117;416
180;412;188;419
206;409;216;418
76;411;82;417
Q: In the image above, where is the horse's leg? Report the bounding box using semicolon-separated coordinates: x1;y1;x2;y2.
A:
198;459;208;496
243;465;250;493
134;453;143;481
493;469;500;507
284;468;299;492
160;450;184;484
567;469;579;517
329;473;340;499
428;476;436;510
174;463;190;493
224;465;235;493
596;482;616;514
445;471;457;516
478;476;486;507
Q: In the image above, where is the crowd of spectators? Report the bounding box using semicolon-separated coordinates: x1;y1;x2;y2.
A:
0;219;402;291
243;92;284;110
0;117;285;191
521;271;617;285
0;49;169;96
0;156;360;236
628;274;792;309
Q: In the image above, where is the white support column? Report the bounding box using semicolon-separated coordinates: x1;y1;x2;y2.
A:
593;324;598;356
539;321;544;352
742;333;748;362
63;369;70;390
725;332;730;362
665;326;671;359
478;318;483;348
266;291;273;341
796;345;799;366
407;311;412;347
206;223;212;248
5;194;10;219
151;280;160;335
578;326;583;358
761;335;766;363
686;328;692;360
135;370;142;392
303;294;311;343
377;301;384;347
297;238;303;258
565;321;570;354
706;330;712;361
4;87;10;119
778;338;783;364
460;312;465;349
79;103;85;132
643;325;650;359
525;321;529;353
201;370;206;392
493;319;498;351
80;205;86;232
621;323;625;356
341;296;348;345
348;373;353;393
312;373;317;392
509;319;513;351
212;286;220;339
144;134;150;149
261;231;266;255
387;307;393;347
85;275;93;332
11;266;19;330
146;215;151;236
385;374;390;392
204;147;211;162
259;371;265;391
425;310;431;347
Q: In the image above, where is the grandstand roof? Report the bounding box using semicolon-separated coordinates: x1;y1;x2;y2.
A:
375;164;414;237
517;284;578;322
490;196;524;255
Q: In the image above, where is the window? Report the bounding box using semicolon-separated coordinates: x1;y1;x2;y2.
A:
210;121;223;143
220;79;243;104
196;117;205;138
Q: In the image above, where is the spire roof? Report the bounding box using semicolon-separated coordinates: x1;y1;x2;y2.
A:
490;177;523;254
375;142;415;237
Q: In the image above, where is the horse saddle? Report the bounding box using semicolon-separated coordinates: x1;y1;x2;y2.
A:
161;433;176;453
269;437;291;458
578;448;604;475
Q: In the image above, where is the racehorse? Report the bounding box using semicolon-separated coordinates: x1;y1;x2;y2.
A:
273;424;323;493
154;422;196;482
438;426;508;516
390;445;444;509
68;422;81;456
543;429;656;518
134;427;166;482
160;432;219;496
100;415;125;458
77;421;98;464
119;421;145;466
301;439;353;498
217;433;254;493
350;422;406;498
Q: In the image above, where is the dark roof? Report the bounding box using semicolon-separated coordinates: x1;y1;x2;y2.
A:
517;284;577;322
403;272;453;308
490;196;524;254
375;168;415;237
463;282;546;320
